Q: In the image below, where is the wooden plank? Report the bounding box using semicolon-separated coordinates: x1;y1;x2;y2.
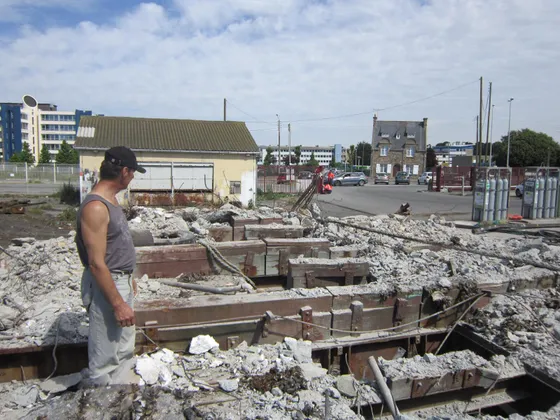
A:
329;246;362;259
327;286;424;310
232;226;245;241
135;292;334;328
135;244;210;278
245;225;304;240
287;258;369;289
265;238;330;276
258;216;283;225
214;240;266;276
207;225;233;243
231;216;259;241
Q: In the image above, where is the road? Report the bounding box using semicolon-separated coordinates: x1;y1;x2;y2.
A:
0;181;76;196
316;183;475;219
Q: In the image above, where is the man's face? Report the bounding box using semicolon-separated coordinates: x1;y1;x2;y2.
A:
120;167;135;187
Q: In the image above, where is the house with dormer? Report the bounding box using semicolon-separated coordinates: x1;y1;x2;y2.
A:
371;116;428;178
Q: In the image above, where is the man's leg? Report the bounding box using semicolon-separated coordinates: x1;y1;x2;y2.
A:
115;274;135;363
87;272;128;383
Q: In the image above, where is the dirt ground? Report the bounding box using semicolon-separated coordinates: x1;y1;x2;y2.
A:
0;197;74;247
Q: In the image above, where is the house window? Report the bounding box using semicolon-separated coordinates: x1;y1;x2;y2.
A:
229;181;241;195
380;146;388;157
406;147;415;157
379;164;388;173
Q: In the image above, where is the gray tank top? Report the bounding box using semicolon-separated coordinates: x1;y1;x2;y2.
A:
76;194;136;272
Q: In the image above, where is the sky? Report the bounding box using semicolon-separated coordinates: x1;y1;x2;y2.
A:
1;0;559;148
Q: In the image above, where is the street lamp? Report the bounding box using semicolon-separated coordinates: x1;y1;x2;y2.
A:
276;114;280;171
506;98;514;167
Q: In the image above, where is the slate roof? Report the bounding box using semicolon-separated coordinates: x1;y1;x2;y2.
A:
74;116;259;154
374;120;426;150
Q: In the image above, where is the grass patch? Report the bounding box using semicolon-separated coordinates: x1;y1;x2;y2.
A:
59;207;78;222
27;207;44;215
39;203;54;210
257;190;292;201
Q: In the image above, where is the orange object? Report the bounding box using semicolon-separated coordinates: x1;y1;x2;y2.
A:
508;214;523;221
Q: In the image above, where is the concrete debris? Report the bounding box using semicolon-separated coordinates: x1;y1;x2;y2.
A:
218;378;239;392
379;350;489;380
335;374;357;397
9;385;39;407
39;372;82;394
299;363;327;381
11;237;36;246
189;334;219;355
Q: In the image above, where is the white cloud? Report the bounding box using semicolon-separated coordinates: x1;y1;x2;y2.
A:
1;0;560;147
0;0;87;22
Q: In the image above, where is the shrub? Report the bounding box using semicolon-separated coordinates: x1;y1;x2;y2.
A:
59;207;77;222
58;182;80;206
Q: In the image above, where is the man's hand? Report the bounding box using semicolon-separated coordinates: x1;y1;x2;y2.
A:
113;301;136;327
133;278;138;297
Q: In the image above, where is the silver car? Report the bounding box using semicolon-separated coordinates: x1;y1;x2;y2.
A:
418;171;433;185
333;172;368;186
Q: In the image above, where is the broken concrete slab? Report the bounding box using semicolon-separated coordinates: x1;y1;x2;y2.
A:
40;372;82;394
336;375;357;398
189;335;219;355
218;379;239;392
299;363;327;381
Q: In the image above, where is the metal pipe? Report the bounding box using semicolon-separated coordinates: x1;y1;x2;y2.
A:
367;356;400;419
157;279;243;295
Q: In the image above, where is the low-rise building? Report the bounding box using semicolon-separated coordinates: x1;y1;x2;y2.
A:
431;143;474;166
74;116;259;206
257;144;344;166
0;95;92;162
371;116;428;177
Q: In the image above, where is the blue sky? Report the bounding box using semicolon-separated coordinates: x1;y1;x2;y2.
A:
1;0;560;147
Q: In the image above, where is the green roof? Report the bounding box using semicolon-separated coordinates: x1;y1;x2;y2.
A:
74;116;259;154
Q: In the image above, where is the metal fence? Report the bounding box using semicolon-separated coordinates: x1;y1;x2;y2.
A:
0;163;80;184
433;166;525;190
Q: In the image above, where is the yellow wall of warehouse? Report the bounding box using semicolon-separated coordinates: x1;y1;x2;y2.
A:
79;150;257;205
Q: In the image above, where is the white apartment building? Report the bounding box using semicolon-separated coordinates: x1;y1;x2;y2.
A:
258;144;344;166
0;95;92;162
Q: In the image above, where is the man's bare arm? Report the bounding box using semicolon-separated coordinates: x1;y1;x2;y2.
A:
81;201;135;326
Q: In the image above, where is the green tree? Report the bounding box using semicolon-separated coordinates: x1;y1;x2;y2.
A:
56;140;79;164
307;151;319;167
294;145;302;165
282;154;299;166
329;157;336;167
356;142;372;166
263;146;277;166
346;145;356;168
10;142;35;164
39;144;51;164
493;129;559;167
426;147;438;169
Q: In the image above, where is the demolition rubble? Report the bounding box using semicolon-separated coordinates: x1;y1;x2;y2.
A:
0;202;559;418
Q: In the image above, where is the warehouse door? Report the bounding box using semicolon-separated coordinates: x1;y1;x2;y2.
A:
130;162;214;191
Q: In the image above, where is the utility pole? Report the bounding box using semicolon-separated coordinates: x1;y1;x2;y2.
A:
288;123;292;166
485;82;492;165
478;76;483;167
276;114;281;171
223;98;226;121
506;98;514;167
489;104;495;165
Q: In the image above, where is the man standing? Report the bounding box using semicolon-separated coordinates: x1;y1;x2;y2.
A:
76;146;146;385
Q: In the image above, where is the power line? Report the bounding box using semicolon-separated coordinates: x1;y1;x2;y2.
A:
225;99;275;125
236;78;479;126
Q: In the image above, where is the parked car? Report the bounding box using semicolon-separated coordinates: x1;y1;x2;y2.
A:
417;172;432;185
395;171;410;185
374;173;389;185
515;183;524;197
277;174;286;184
333;172;368;186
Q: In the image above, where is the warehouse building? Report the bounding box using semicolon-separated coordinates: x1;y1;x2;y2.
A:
74;116;259;206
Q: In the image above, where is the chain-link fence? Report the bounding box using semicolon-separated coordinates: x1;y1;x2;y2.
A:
0;163;80;184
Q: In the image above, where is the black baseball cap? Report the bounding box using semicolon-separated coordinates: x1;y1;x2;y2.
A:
104;146;146;174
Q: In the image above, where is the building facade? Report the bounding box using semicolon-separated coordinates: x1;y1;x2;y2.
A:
257;144;345;166
431;143;474;166
75;116;260;207
0;95;92;162
371;116;428;177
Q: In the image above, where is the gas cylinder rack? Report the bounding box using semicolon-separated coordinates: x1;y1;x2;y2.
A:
472;167;512;222
520;167;560;220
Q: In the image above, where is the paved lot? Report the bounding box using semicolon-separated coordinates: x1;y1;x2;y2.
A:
316;184;476;219
0;181;75;196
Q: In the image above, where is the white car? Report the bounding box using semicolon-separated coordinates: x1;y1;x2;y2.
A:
515;184;523;197
417;172;433;185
